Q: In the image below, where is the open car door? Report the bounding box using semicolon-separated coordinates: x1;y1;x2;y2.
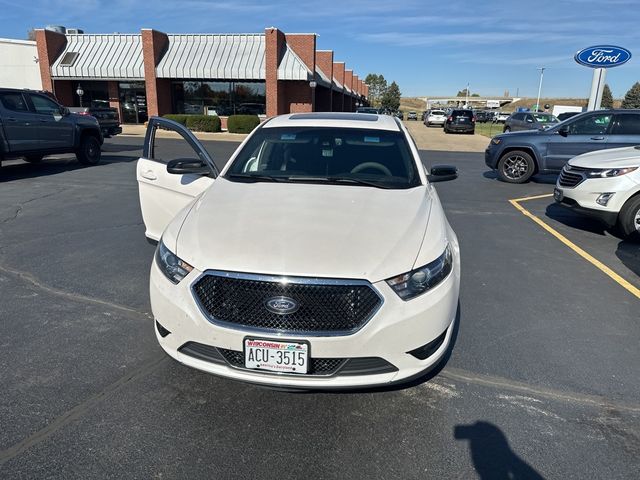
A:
136;117;218;241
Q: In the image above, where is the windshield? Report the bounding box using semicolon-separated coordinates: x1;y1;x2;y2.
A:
226;127;422;189
533;113;558;123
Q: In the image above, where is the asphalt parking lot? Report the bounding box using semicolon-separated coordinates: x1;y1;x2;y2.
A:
1;131;639;479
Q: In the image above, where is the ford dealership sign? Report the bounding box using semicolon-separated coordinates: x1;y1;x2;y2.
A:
574;45;631;68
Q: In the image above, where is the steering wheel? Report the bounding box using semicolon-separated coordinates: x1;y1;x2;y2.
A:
350;162;392;176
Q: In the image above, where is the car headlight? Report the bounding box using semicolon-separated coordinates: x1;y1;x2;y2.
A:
386;244;453;300
586;167;637;178
155;239;193;284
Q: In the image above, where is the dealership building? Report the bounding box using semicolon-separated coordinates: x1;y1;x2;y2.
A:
29;27;368;126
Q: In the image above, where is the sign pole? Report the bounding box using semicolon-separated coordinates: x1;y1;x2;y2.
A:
587;68;606;111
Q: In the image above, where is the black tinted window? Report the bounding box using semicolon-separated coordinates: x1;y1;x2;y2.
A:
227;127;421;189
611;114;640;135
512;113;524;121
567;114;612;135
30;94;61;115
0;92;29;112
454;110;473;118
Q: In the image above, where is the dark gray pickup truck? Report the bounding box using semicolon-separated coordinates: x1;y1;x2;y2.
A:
0;88;103;168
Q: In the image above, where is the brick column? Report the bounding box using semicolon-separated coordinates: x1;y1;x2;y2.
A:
316;50;333;112
265;27;286;117
284;33;316;112
345;69;354;112
333;62;345;112
107;81;122;122
142;29;170;118
35;29;67;94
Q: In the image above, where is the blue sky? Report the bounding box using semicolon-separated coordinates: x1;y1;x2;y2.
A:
3;0;639;98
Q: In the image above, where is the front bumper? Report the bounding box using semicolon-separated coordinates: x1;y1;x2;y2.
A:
150;249;460;389
554;175;639;227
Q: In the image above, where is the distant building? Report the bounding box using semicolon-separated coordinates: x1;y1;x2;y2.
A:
30;27;368;126
0;38;42;90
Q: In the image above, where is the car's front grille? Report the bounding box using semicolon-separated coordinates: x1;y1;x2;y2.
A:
192;272;382;335
179;342;397;377
559;166;588;187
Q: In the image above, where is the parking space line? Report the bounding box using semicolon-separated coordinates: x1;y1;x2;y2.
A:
509;194;640;300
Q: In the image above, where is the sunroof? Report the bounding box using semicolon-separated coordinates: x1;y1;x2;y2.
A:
290;113;378;122
59;52;79;66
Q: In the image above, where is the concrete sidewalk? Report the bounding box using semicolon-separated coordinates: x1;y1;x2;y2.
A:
119;124;248;143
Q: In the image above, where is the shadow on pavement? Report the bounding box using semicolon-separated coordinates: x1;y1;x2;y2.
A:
0;154;139;182
101;143;143;153
616;240;640;277
455;421;545;480
544;202;608;235
530;173;558;185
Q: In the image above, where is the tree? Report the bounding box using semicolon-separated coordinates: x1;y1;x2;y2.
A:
621;82;640;109
27;28;36;41
601;84;614;109
457;88;479;97
381;81;401;111
364;73;387;108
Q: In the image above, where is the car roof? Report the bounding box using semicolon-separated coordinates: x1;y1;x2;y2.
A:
263;112;401;131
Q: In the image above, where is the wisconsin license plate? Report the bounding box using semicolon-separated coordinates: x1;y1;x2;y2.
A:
244;338;308;374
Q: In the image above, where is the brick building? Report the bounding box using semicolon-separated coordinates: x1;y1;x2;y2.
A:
35;27;369;126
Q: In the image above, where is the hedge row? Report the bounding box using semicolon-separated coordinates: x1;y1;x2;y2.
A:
227;115;261;134
162;114;221;132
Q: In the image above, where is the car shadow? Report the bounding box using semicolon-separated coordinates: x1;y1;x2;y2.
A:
454;421;545;479
101;143;143;154
615;240;640;277
544;202;609;236
0;154;139;182
482;170;558;185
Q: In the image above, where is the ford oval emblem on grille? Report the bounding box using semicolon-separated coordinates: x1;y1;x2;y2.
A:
265;296;299;315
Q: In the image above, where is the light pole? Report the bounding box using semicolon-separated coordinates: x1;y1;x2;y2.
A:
465;82;469;108
535;67;545;112
76;83;84;107
309;80;317;112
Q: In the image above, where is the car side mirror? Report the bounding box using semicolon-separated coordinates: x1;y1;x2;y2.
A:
427;165;458;182
558;126;569;137
61;107;70;116
167;158;211;176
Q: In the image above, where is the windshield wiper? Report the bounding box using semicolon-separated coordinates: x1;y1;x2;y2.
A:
226;173;285;183
287;176;393;189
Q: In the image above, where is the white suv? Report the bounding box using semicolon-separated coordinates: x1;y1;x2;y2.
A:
554;146;640;239
136;113;461;389
426;110;446;127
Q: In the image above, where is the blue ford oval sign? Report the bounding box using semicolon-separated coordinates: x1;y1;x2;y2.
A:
574;45;631;68
265;296;299;315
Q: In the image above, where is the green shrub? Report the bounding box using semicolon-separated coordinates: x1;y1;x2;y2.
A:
185;115;221;133
227;115;261;134
162;114;188;126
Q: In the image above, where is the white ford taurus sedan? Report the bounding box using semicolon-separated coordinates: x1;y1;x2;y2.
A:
137;112;460;389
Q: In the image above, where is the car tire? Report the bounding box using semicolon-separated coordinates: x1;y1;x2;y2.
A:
76;135;101;165
24;155;44;163
617;195;640;240
497;150;535;183
504;127;511;133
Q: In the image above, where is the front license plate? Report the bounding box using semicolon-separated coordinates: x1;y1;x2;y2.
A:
244;338;308;374
554;188;563;202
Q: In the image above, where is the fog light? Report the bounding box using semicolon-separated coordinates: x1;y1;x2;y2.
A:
596;193;615;206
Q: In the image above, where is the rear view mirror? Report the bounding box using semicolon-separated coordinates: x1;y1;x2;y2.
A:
428;165;458;182
167;158;211;176
558;126;569;137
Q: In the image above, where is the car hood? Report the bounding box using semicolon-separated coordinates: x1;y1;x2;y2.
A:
569;146;640;169
496;129;546;140
175;178;432;282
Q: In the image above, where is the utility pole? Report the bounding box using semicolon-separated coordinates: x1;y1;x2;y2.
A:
465;82;469;108
535;67;545;112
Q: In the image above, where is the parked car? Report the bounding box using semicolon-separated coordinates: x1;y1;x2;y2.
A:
485;109;640;183
444;109;475;134
425;110;446;127
0;88;103;169
407;111;418;121
68;105;121;138
395;111;404;120
554;146;640;240
475;111;492;123
503;112;559;132
356;107;379;114
557;111;581;121
137;113;460;389
493;112;511;123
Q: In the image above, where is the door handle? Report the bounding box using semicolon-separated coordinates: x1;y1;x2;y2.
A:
141;170;157;181
6;117;17;122
590;136;605;140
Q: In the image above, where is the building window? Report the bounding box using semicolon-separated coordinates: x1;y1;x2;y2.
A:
172;80;265;116
72;81;109;108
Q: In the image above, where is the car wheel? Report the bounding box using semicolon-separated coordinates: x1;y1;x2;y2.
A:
504;127;511;133
24;155;43;163
617;195;640;240
497;150;535;183
76;135;101;165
